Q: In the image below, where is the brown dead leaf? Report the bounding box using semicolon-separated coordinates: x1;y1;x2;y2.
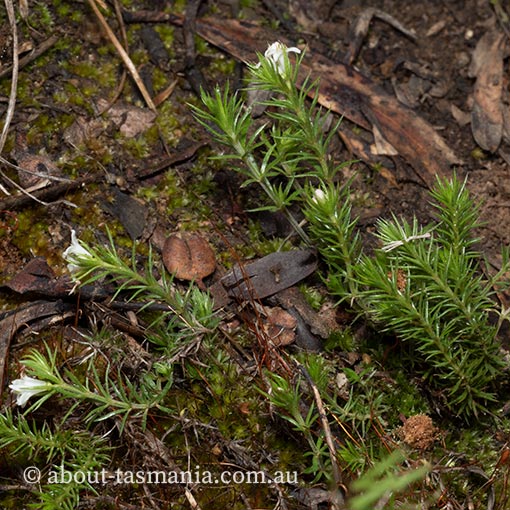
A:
338;126;396;180
6;257;56;294
264;306;297;346
13;151;60;191
162;232;216;282
451;103;471;127
372;124;399;156
97;99;156;137
63;116;106;146
469;29;507;152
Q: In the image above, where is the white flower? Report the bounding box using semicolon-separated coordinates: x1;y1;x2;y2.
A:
312;188;326;203
9;376;50;407
262;41;301;75
63;229;92;274
381;232;432;252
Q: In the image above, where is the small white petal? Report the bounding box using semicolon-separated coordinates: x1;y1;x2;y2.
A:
63;229;91;273
9;376;49;407
312;189;326;203
263;41;301;74
286;47;302;55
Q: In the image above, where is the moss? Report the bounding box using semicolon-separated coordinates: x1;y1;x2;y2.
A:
240;220;294;258
143;124;162;147
69;9;84;23
135;184;160;202
437;425;508;507
298;284;324;311
5;70;43;108
54;2;71;18
152;67;170;92
173;0;188;13
208;54;236;77
324;328;356;351
154;25;175;54
470;146;487;160
156;100;186;146
194;36;210;58
118;135;151;159
11;209;59;263
28;3;55;30
65;59;118;90
25;113;73;148
128;47;150;68
152;169;214;226
389;371;430;418
53;36;80;60
447;427;500;466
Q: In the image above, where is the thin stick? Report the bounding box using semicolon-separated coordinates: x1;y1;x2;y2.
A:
85;0;156;111
0;154;73;183
0;34;59;79
0;0;18;153
96;0;128;115
296;361;343;488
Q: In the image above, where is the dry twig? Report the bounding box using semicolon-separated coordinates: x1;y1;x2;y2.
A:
297;361;344;489
0;34;58;79
96;0;129;115
0;0;19;197
86;0;156;111
0;0;18;154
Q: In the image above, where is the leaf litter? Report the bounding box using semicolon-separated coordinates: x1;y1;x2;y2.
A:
1;1;510;509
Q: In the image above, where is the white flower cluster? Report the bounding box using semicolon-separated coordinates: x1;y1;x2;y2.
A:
259;41;301;75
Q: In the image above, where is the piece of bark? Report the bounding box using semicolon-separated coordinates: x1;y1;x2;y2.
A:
0;34;58;79
140;25;170;70
136;139;207;181
272;286;335;340
263;306;297;347
217;249;318;307
469;29;507;152
103;187;148;240
0;174;96;210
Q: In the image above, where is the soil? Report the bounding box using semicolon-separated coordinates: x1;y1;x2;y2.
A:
1;0;510;509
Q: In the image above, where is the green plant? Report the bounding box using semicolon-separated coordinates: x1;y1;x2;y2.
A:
191;42;351;244
0;409;111;510
9;343;173;431
194;42;509;419
309;176;508;418
0;409;111;466
0;226;224;508
63;228;219;351
348;450;429;510
261;370;331;482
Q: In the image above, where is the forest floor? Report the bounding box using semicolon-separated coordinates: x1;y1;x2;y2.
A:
1;1;510;509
